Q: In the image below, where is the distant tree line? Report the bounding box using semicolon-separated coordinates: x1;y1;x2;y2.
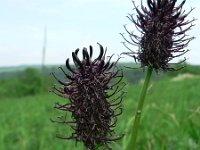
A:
0;63;199;98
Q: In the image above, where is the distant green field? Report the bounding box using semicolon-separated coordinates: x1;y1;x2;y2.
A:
0;77;200;150
0;66;28;73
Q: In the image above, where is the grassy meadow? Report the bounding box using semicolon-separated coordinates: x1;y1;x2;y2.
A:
0;66;200;150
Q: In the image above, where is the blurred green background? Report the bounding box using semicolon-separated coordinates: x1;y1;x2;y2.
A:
0;63;200;150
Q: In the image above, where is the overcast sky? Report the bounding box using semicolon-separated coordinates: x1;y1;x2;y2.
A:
0;0;199;67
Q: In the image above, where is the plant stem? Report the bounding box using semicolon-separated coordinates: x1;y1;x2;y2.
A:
126;67;153;150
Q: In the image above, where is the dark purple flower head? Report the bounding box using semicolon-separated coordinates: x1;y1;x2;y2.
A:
121;0;195;71
50;43;126;150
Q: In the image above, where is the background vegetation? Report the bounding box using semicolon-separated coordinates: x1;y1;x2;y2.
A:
0;63;199;150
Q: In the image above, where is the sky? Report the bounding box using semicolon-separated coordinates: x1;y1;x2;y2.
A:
0;0;199;67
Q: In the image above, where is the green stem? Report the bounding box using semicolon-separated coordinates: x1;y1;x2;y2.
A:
126;67;153;150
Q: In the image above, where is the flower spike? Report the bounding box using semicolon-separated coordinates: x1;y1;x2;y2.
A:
122;0;195;71
50;43;126;150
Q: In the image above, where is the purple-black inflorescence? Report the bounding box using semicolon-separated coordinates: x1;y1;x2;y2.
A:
121;0;195;71
50;43;126;150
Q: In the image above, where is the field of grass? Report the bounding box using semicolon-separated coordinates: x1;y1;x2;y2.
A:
0;76;200;150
